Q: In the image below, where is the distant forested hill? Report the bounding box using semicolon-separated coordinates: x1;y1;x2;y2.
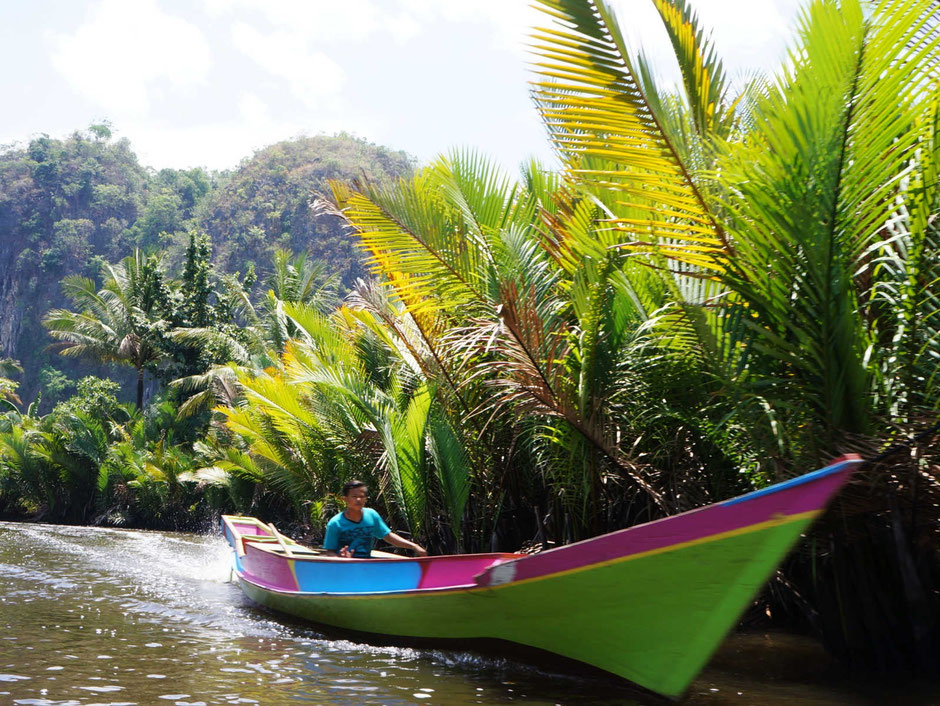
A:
199;135;413;283
0;126;414;407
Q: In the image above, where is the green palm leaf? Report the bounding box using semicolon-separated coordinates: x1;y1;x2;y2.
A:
649;0;731;138
530;0;725;252
712;0;940;437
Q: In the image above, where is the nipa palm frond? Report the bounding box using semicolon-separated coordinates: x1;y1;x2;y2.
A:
328;168;491;319
649;0;731;139
530;0;726;257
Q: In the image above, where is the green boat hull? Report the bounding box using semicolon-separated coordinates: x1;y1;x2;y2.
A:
237;513;815;697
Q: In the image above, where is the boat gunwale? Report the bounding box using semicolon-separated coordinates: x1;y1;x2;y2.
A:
237;538;520;566
719;454;862;505
221;514;522;566
233;508;822;600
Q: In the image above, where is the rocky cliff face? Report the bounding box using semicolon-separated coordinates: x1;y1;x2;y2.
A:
0;130;150;406
0;260;22;359
0;156;30;359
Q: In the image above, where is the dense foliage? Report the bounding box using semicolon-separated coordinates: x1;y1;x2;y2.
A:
198;135;413;284
0;0;937;675
0;130;412;406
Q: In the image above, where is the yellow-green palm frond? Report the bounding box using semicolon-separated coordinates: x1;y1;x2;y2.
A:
169;327;255;365
430;148;520;241
0;358;22;378
280;302;359;363
342;287;429;381
0;376;21;407
839;0;940;260
872;87;940;415
236;368;320;436
171;364;244;420
649;0;731;138
530;0;725;255
328;163;493;318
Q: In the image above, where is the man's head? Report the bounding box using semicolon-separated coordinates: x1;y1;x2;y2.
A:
341;480;368;514
342;479;367;497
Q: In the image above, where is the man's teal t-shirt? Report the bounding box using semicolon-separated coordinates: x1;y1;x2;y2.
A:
323;508;391;558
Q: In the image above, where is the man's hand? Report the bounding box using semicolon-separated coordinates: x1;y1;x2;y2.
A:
384;531;428;557
339;545;352;558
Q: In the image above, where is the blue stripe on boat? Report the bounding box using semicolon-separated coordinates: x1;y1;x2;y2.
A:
292;558;422;593
720;458;861;506
233;548;244;574
221;521;245;574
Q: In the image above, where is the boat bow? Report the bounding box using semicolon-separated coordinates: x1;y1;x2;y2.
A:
222;455;864;698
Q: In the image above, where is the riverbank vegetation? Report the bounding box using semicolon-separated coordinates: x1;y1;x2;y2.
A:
0;0;937;675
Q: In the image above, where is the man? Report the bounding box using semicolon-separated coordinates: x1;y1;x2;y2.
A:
324;480;427;558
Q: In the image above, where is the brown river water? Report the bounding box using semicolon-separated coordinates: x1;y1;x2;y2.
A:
0;521;935;705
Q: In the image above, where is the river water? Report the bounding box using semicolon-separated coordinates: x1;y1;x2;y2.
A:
0;521;933;705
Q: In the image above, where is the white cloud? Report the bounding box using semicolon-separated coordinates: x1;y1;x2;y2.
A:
606;0;801;88
207;0;534;50
693;0;798;78
382;12;424;45
47;0;211;117
397;0;539;55
206;0;383;42
230;23;346;110
238;92;270;124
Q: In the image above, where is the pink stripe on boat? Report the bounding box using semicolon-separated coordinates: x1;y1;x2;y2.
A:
418;554;519;589
242;542;299;591
476;456;862;587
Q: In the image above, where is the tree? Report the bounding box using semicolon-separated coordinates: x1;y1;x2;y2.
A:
180;231;213;327
528;0;940;459
0;125;151;405
216;299;473;550
261;248;340;350
526;0;940;670
43;251;169;409
329;149;668;540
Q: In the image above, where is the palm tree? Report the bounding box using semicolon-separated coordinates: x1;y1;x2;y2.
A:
528;0;940;461
166;249;336;421
0;418;53;515
329;149;669;539
313;0;939;667
262;249;341;351
267;248;340;307
44;251;167;410
214;301;462;548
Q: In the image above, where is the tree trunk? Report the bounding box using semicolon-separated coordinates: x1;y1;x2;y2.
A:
136;367;144;410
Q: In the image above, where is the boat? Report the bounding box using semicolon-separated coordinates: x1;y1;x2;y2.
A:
221;454;863;698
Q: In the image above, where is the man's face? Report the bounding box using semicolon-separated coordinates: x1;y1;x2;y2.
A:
345;486;368;510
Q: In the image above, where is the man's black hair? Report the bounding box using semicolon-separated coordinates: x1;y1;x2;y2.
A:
342;479;367;496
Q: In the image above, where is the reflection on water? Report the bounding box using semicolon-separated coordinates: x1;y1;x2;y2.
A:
0;521;933;705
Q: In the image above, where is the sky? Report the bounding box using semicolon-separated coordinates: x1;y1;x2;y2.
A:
0;0;803;174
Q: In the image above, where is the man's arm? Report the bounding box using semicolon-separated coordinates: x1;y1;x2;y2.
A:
383;532;427;557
